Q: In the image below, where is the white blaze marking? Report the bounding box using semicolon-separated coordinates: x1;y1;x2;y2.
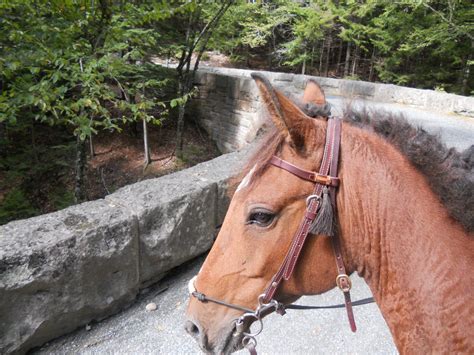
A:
188;275;198;294
236;165;256;192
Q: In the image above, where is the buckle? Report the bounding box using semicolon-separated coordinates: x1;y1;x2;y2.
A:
336;274;352;292
306;194;320;206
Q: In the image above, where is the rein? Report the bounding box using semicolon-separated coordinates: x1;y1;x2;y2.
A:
189;116;375;354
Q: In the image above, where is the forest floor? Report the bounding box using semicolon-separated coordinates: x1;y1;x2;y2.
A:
85;121;219;201
0;119;220;225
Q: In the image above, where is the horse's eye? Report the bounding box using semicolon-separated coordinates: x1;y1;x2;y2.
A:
247;209;275;227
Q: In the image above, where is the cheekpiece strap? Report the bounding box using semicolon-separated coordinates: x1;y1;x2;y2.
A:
264;117;357;332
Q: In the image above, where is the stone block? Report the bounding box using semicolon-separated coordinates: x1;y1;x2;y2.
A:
0;200;139;354
193;71;208;85
106;150;248;286
227;79;241;99
339;80;375;98
453;96;474;117
389;86;428;107
238;77;256;95
215;74;229;89
292;75;309;90
233;99;257;113
271;72;295;82
107;175;213;286
425;91;455;114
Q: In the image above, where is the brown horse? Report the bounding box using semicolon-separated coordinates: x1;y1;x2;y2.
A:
185;74;474;354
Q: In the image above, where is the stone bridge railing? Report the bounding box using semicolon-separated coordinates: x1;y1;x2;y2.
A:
0;149;248;354
190;67;474;153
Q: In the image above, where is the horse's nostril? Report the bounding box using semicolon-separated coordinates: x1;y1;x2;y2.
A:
185;320;200;338
185;320;212;352
190;323;199;335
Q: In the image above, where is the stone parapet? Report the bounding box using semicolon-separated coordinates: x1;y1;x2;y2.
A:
0;148;248;354
191;67;474;153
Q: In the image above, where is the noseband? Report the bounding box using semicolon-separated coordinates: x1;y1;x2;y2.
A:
189;117;374;354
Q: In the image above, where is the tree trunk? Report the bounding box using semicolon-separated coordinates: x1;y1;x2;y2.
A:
0;122;5;155
74;135;87;203
324;36;332;77
301;50;306;75
461;41;473;95
176;99;186;157
31;118;39;164
343;42;352;77
368;47;376;82
174;0;233;157
143;118;151;168
351;45;360;77
336;39;343;76
89;135;95;157
319;40;325;75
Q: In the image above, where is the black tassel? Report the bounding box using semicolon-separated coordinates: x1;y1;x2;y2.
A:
310;187;335;236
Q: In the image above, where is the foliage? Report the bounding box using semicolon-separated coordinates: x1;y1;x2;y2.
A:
0;0;183;224
212;0;473;94
150;0;233;156
0;188;38;225
0;0;175;139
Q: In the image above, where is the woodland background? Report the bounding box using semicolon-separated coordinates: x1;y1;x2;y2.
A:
1;0;472;225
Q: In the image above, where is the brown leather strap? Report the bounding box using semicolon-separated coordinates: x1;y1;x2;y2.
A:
269;156;340;187
263;118;357;333
246;342;257;355
326;118;357;332
263;118;339;302
332;235;357;332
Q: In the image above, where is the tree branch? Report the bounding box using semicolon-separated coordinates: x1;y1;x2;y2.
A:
178;0;234;76
193;1;234;73
421;2;473;41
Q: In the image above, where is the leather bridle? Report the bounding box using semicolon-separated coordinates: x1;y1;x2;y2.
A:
189;116;374;354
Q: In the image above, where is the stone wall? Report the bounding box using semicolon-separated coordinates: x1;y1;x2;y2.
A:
0;148;248;354
191;67;474;153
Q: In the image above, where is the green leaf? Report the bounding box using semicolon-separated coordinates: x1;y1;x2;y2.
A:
170;98;179;108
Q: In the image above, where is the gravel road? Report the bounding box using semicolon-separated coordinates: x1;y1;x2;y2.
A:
327;96;474;151
35;256;397;355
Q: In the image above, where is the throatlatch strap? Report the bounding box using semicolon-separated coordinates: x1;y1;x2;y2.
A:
326;118;357;332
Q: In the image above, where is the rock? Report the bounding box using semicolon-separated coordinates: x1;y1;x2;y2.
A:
85;325;92;331
0;200;140;354
145;303;157;312
106;148;250;287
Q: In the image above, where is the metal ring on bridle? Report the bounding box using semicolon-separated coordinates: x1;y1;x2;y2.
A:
236;313;264;338
306;194;320;206
257;293;269;306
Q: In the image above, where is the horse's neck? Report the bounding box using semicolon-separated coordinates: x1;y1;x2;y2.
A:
338;126;474;353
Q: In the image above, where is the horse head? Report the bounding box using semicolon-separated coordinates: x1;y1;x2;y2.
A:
185;74;347;354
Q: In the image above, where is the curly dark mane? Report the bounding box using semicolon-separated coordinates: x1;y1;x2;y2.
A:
240;107;473;233
343;108;473;232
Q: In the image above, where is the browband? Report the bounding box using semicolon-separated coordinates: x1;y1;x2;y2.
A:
269;156;340;187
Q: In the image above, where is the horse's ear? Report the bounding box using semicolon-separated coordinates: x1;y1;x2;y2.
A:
251;72;309;150
303;79;326;106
